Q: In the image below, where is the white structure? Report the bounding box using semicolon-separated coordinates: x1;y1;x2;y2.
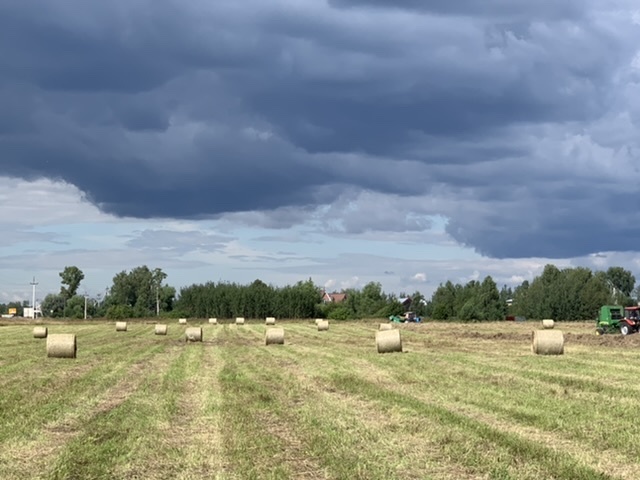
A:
24;306;42;319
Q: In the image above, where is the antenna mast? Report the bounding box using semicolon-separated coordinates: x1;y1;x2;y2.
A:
30;277;38;319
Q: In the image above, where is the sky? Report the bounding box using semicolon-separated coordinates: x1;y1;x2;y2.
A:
2;0;640;304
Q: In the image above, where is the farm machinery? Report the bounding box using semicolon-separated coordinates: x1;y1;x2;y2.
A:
596;305;640;335
389;311;422;323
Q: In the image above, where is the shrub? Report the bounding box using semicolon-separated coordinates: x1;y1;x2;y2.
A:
106;305;134;319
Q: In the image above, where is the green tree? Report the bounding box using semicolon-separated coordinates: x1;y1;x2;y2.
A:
152;268;168;316
431;281;456;320
553;267;591;321
407;291;427;317
511;280;529;317
41;293;65;318
359;282;386;317
106;266;174;317
605;266;636;305
580;271;611;319
477;276;503;320
65;295;86;319
606;267;635;297
59;266;84;299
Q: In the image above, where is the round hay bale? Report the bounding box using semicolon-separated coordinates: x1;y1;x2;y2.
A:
115;321;127;332
375;329;402;353
532;330;564;355
541;319;555;329
46;334;76;358
235;317;245;325
379;323;393;331
314;318;323;325
178;318;187;324
155;324;168;335
265;316;276;325
265;327;285;345
33;326;48;338
185;327;203;342
208;318;218;324
317;320;329;331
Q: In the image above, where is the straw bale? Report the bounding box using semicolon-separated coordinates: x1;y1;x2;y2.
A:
178;318;187;324
235;317;245;325
541;319;555;329
115;321;127;332
185;327;203;342
33;326;48;338
375;329;402;353
265;327;285;345
47;334;77;358
379;323;393;331
265;317;276;325
155;324;168;335
208;318;218;324
532;330;564;355
317;320;329;331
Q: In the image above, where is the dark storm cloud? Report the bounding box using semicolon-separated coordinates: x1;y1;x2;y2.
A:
1;0;640;259
328;0;584;20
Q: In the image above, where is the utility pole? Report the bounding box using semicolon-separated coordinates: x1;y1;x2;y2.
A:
156;285;160;316
30;277;38;319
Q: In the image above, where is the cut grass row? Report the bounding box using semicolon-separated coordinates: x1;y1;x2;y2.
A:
0;320;638;479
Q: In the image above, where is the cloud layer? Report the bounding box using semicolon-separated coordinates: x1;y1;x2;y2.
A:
2;0;640;258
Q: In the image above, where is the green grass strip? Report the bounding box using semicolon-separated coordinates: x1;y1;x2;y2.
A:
329;372;615;480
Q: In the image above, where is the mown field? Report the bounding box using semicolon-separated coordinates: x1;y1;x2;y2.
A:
1;319;640;479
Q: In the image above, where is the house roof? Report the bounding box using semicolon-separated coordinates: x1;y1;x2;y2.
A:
329;292;347;302
323;291;347;302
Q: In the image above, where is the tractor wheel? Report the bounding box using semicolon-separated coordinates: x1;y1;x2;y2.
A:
596;328;605;336
621;324;632;336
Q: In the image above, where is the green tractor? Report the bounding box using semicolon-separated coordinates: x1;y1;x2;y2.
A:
596;305;640;335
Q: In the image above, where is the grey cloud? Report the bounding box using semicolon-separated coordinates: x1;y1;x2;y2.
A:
328;0;585;20
319;191;435;234
0;229;66;248
1;0;640;259
222;205;321;230
0;248;207;272
125;230;232;253
252;234;324;244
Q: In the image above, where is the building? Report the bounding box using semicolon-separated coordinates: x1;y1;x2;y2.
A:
321;291;347;303
23;306;42;319
398;297;412;310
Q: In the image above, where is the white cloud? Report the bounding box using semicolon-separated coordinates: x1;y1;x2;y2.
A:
5;176;640;305
412;272;427;282
324;279;336;290
341;276;360;289
0;177;112;226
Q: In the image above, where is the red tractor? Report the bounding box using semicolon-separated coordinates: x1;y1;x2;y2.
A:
622;306;640;335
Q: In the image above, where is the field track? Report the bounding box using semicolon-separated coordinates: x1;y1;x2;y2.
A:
0;319;639;479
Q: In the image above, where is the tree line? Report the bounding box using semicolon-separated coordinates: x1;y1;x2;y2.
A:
426;265;636;321
4;263;635;321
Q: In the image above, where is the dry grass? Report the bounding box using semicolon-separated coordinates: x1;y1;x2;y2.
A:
0;320;635;479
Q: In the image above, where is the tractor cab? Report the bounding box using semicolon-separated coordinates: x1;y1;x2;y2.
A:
405;311;423;322
623;306;640;334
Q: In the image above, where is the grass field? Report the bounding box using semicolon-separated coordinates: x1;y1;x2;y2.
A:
1;319;640;479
